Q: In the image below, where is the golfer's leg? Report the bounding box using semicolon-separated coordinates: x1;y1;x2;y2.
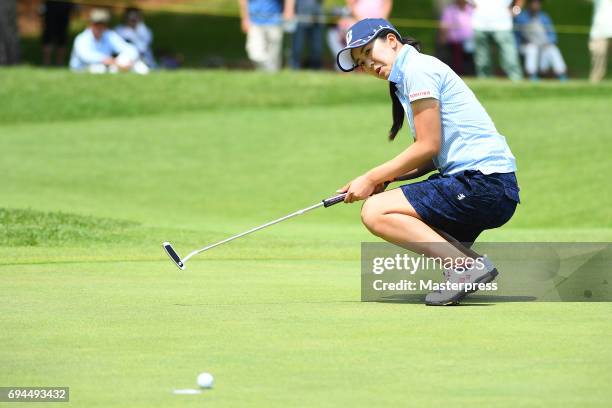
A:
433;228;482;259
361;189;468;262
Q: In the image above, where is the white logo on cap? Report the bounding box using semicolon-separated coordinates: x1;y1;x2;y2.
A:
346;30;353;45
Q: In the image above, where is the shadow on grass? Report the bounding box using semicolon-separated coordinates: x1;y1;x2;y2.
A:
173;295;537;307
373;293;538;305
174;300;360;307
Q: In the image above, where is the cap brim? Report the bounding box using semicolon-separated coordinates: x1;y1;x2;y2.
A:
335;26;402;72
336;47;358;72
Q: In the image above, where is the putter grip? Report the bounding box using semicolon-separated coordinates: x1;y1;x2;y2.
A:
323;193;347;208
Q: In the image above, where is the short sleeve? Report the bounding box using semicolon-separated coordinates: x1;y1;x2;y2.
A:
405;60;441;103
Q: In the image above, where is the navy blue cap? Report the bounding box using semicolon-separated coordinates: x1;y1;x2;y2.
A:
336;18;402;72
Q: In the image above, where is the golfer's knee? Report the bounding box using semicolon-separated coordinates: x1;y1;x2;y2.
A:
361;199;385;236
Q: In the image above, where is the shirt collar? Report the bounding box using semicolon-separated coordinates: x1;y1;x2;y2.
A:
388;44;415;85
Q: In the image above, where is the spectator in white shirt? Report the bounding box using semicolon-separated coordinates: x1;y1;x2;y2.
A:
115;7;156;69
470;0;523;80
69;8;148;74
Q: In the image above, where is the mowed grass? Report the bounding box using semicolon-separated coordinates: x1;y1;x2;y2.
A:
0;69;611;407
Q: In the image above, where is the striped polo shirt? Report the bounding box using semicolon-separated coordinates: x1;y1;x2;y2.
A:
388;45;517;176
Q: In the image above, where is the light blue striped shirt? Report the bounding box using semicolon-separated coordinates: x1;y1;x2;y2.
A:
388;45;517;176
69;28;138;70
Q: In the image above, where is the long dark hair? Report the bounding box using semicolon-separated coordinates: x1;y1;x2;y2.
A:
378;30;421;141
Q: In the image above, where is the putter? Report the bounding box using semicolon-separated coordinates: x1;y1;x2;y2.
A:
162;193;347;270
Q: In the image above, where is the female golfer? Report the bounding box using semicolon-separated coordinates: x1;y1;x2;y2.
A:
336;19;520;306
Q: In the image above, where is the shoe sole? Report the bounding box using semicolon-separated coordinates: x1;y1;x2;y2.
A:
425;269;499;306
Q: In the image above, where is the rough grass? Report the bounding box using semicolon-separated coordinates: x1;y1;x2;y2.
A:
0;208;138;246
2;68;611;124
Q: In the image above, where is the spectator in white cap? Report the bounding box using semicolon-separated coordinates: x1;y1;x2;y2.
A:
69;8;148;74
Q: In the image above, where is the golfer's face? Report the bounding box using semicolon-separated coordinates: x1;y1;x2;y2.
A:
351;37;397;80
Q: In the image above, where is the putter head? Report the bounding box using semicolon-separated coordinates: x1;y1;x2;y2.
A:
162;242;185;270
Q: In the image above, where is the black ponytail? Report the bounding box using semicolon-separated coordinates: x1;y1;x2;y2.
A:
383;32;421;141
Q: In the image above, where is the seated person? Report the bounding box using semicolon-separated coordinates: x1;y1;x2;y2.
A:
515;0;567;80
69;8;148;74
114;7;156;68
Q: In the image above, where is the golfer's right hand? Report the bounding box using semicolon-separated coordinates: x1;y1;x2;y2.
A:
338;175;377;203
373;181;390;194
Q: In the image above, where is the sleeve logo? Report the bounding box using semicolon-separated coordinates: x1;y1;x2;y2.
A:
409;90;432;101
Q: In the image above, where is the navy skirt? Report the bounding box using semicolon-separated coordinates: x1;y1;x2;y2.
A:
400;170;520;246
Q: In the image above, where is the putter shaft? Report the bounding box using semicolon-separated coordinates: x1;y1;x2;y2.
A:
163;193;346;268
182;201;326;263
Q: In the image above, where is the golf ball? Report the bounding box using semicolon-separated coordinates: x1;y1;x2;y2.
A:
197;372;214;388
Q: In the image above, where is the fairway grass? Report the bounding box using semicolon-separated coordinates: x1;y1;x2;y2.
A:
1;69;611;407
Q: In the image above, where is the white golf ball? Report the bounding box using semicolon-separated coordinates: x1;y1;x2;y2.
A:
197;372;214;388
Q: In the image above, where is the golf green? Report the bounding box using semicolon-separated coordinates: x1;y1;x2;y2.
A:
1;69;610;407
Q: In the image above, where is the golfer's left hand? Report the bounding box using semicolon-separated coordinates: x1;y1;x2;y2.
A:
338;175;377;203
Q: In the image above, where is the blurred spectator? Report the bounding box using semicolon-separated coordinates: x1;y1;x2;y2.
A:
0;0;20;65
588;0;612;83
515;0;566;81
115;7;156;69
290;0;324;69
434;0;455;14
238;0;295;72
327;0;393;71
349;0;393;20
69;8;148;74
326;5;352;71
41;1;73;66
440;0;475;76
471;0;523;80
